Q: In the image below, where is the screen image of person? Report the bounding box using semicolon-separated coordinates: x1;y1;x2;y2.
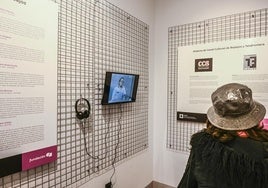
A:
110;77;127;102
108;74;135;103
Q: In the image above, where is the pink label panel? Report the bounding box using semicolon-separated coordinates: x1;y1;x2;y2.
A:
22;145;57;170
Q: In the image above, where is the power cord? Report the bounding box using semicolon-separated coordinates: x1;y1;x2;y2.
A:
80;103;123;188
109;104;123;187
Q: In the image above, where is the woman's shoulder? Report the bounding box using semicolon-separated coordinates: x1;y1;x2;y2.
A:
190;130;268;156
226;136;268;160
189;130;268;188
190;131;211;145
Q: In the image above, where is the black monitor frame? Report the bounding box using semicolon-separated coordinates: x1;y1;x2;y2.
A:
101;72;139;105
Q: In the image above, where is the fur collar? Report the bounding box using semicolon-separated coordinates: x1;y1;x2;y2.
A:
190;131;268;188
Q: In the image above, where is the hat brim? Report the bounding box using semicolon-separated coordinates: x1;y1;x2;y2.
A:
207;101;266;130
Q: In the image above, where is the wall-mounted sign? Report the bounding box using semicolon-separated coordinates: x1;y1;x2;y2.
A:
0;0;58;177
177;37;268;122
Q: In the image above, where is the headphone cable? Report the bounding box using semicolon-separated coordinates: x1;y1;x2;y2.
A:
81;109;110;161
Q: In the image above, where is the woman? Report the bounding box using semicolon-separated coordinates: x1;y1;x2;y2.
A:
111;77;126;102
178;83;268;188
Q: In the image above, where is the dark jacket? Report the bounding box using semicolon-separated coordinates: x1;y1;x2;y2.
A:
177;131;268;188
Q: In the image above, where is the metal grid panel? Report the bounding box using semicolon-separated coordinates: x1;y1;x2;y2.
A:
167;8;268;152
92;0;149;174
0;0;149;187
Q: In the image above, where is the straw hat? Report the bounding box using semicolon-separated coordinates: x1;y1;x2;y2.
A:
207;83;266;130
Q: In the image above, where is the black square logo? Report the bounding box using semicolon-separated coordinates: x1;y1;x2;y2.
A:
243;55;256;70
195;58;213;72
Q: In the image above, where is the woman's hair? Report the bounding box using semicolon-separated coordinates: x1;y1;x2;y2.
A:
205;120;268;143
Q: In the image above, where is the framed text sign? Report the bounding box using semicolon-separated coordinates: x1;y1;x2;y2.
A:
177;36;268;121
0;0;58;177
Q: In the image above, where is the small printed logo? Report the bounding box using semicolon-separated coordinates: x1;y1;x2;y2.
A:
29;152;53;163
46;152;53;157
195;58;213;72
244;54;256;70
29;155;46;163
179;114;184;119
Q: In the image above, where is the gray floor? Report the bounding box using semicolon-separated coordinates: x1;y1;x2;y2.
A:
145;181;175;188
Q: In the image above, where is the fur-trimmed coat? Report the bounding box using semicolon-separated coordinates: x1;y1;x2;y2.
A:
177;131;268;188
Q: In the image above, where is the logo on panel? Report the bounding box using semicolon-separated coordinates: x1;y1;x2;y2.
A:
195;58;213;72
243;54;256;70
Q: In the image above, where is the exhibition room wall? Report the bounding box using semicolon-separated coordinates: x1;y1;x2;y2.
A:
81;0;155;187
153;0;268;187
2;0;268;188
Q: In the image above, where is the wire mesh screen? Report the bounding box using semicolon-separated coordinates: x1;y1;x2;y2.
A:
0;0;149;187
167;8;268;152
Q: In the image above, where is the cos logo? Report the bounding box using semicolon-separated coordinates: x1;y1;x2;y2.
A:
195;58;213;72
198;60;210;67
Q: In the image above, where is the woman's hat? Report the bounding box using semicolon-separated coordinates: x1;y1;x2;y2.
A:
207;83;266;130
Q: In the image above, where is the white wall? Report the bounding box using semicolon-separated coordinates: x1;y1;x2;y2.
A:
153;0;268;187
80;0;155;188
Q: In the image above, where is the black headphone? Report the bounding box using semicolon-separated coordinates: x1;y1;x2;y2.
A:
75;98;91;120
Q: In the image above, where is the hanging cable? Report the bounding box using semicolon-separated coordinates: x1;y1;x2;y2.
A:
109;104;123;187
80;107;110;161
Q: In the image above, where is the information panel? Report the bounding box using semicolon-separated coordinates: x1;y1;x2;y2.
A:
0;0;58;177
177;37;268;121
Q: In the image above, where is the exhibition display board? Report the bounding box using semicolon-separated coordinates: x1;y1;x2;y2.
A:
167;8;268;152
0;0;58;177
177;37;268;121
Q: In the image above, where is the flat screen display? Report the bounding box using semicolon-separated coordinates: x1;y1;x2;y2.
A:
101;72;139;105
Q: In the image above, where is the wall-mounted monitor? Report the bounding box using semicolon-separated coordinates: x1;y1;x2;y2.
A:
101;72;139;105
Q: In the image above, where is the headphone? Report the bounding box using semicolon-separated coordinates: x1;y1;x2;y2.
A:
75;98;91;120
